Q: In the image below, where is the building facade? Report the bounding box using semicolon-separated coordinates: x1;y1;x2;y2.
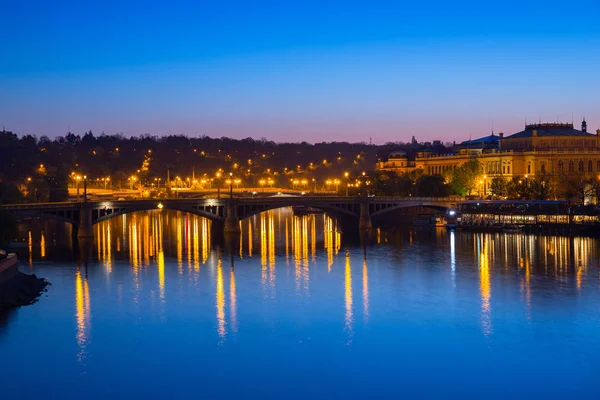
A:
376;120;600;195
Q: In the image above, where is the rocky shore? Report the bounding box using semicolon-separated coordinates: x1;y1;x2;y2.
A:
0;272;49;313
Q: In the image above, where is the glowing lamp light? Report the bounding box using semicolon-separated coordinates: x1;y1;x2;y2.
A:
157;203;164;210
449;210;456;216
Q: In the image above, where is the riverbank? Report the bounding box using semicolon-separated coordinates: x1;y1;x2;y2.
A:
0;265;49;313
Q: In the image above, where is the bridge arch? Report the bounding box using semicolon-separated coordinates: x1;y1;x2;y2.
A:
370;201;450;218
93;204;224;224
237;202;359;221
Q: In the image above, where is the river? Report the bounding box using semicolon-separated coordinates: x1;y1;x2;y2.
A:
1;208;599;398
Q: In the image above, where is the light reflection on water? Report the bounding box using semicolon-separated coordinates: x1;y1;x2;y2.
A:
3;208;600;398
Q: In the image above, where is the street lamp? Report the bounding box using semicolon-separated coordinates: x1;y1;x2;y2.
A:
76;175;82;201
483;175;487;197
216;172;222;199
229;172;234;198
344;172;350;196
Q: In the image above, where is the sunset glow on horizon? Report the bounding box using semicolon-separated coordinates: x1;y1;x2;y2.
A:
2;0;599;143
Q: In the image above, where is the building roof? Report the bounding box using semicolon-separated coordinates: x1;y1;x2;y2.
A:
459;134;499;146
505;123;593;139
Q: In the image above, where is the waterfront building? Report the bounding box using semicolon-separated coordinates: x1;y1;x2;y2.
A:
376;119;600;195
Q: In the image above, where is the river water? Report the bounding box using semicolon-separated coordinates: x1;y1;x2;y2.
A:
1;209;600;399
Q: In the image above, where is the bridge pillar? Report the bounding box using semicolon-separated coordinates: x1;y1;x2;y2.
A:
224;200;241;234
359;197;372;231
78;203;94;239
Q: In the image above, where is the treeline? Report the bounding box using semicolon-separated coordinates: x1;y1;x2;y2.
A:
0;129;454;202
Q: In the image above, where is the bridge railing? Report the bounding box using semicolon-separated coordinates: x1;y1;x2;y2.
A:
368;196;463;202
0;202;76;210
0;196;466;211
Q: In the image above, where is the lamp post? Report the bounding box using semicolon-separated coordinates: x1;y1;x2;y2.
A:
362;171;367;197
83;175;88;202
76;175;81;202
344;172;350;196
216;172;222;199
483;175;487;198
229;172;234;199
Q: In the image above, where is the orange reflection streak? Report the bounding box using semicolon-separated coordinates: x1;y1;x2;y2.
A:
106;223;112;273
40;230;46;259
293;217;301;291
335;225;341;255
362;258;369;323
216;259;226;338
202;219;210;264
131;221;139;271
269;213;276;290
479;236;492;337
143;214;151;267
269;213;276;268
285;218;289;262
248;220;253;258
186;215;192;272
261;213;268;288
193;218;200;272
158;248;165;301
301;216;309;292
230;267;237;333
130;219;140;302
345;250;353;339
75;268;91;363
28;230;32;266
574;237;590;292
325;217;333;272
176;217;183;274
311;215;316;262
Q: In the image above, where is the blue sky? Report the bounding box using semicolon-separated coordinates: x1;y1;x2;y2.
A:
2;0;599;142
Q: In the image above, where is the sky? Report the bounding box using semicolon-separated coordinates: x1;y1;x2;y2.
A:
1;0;599;143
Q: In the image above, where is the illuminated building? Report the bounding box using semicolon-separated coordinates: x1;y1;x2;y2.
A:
376;119;600;195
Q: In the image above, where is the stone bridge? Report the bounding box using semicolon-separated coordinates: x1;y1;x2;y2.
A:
0;196;460;238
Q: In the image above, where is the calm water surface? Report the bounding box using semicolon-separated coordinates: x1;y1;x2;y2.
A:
1;209;600;399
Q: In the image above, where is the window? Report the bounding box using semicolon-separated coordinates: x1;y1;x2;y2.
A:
569;160;574;172
527;164;531;174
558;160;564;171
507;166;510;174
578;160;584;172
541;162;546;174
589;160;593;172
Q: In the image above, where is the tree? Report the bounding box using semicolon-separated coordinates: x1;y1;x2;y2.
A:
529;174;555;200
447;160;482;196
371;171;413;196
506;176;530;199
489;177;507;198
415;175;449;197
559;172;593;205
